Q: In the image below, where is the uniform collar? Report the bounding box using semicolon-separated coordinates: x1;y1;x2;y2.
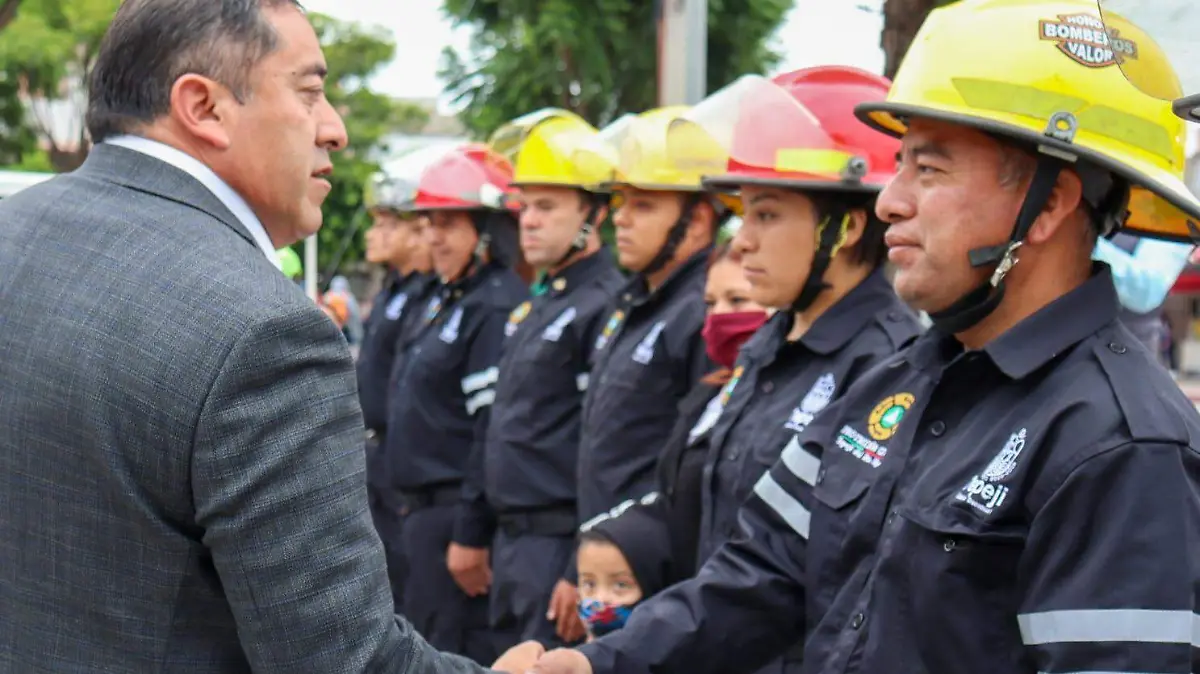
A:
441;259;500;304
745;268;899;363
622;247;711;308
909;262;1119;379
799;268;900;356
541;247;617;297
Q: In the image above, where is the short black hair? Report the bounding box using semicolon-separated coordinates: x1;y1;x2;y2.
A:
86;0;302;143
810;192;888;270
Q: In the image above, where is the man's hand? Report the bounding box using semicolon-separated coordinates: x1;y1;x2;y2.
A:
446;542;491;597
492;640;545;673
530;648;592;674
546;579;586;642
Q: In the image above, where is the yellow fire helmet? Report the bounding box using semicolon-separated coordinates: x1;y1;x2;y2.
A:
605;106;725;193
488;108;614;192
855;0;1200;244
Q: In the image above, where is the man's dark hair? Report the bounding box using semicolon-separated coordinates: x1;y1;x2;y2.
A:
85;0;302;143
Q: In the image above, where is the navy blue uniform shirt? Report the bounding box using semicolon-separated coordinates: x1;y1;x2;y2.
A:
383;262;528;545
357;270;438;433
579;264;1200;674
697;269;922;562
482;249;625;523
576;248;714;525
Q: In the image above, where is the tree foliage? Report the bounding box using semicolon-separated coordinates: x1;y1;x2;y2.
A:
304;12;430;273
439;0;792;137
880;0;957;79
0;0;119;171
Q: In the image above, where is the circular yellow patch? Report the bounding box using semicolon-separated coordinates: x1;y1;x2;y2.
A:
867;392;915;441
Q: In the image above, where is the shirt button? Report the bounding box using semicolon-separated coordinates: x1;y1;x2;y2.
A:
762;381;774;393
729;450;740;461
943;538;957;552
851;613;865;629
886;510;897;524
816;467;826;485
929;420;946;436
1108;341;1127;354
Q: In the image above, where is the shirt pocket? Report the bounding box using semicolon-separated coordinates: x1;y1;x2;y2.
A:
808;459;872;607
893;502;1026;666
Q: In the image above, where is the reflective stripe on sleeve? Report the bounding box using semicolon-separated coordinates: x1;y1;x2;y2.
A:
780;435;820;487
753;471;811;539
465;389;496;415
1017;609;1200;647
462;367;498;394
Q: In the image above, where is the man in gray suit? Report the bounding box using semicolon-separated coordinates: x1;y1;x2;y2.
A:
0;0;542;671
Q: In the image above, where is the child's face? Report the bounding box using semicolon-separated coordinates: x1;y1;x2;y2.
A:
577;540;643;606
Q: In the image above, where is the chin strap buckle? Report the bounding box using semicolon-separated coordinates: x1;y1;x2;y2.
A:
990;241;1022;287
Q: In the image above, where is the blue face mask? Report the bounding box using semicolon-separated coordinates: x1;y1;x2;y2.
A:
577;597;636;638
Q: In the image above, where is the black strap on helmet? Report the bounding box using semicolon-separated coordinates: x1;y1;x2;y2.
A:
551;191;606;270
788;158;870;313
641;193;703;278
791;210;851;313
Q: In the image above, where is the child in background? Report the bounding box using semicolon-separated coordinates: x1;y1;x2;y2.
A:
575;505;673;642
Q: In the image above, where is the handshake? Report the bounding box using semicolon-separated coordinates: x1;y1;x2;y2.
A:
492;641;592;674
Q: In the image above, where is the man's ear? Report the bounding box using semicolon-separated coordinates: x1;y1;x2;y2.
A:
168;74;236;150
1025;168;1085;245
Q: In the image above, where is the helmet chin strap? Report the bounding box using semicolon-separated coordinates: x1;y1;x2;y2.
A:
551;194;604;271
790;211;851;314
927;112;1083;335
641;193;702;279
787;159;867;314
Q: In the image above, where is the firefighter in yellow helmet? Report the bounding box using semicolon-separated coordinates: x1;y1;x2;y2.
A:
501;1;1200;673
470;108;625;650
524;106;729;645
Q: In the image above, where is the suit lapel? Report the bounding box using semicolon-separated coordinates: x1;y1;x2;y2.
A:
75;143;258;249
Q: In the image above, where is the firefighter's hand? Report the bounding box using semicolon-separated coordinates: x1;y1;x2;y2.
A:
546;579;586;642
492;640;545;673
446;542;491;597
530;648;592;674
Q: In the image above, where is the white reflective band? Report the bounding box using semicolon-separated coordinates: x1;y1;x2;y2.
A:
576;373;589;392
1017;609;1200;647
780;435;820;487
465;389;496;415
462;367;498;394
753;472;810;539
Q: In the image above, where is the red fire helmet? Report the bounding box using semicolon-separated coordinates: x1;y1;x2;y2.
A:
669;66;900;195
410;142;520;213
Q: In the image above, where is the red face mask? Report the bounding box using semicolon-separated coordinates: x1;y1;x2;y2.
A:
702;310;769;368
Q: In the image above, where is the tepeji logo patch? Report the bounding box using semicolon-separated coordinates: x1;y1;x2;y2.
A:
867;392;914;441
955;428;1027;515
1039;12;1138;68
785;372;836;433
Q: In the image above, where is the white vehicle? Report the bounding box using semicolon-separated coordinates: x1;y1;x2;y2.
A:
0;170;54;198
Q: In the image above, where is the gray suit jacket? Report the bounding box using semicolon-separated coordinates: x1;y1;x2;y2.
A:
0;144;492;673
